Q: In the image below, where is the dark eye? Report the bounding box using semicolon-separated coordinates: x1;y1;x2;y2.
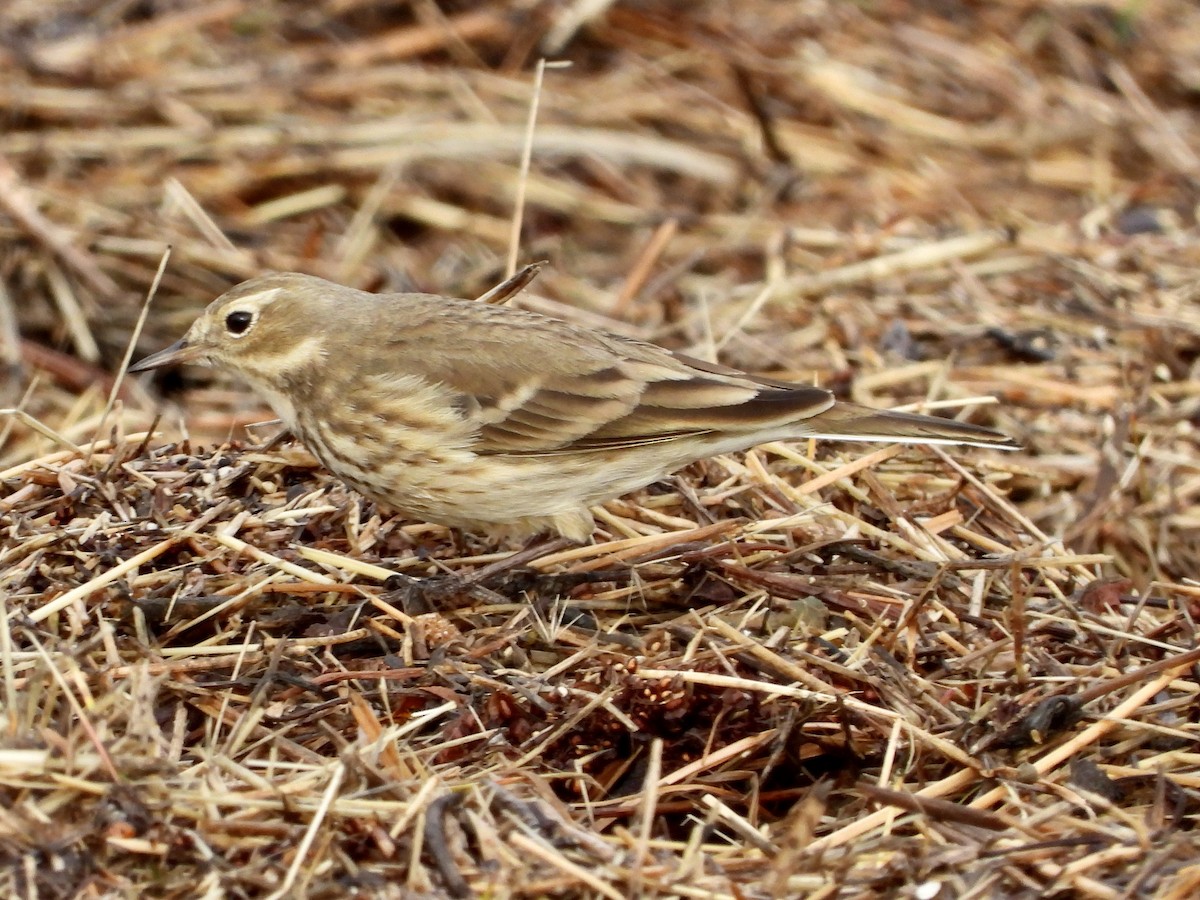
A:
225;310;253;335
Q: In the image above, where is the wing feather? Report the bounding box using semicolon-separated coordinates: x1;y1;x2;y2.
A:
370;293;837;456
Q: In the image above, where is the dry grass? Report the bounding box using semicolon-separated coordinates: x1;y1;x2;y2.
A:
3;1;1200;897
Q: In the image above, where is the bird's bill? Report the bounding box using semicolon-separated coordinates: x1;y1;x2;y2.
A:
128;339;205;372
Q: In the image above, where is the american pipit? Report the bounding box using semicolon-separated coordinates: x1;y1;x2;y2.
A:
131;272;1017;541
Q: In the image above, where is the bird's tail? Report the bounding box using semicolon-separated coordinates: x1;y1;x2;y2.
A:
797;402;1019;450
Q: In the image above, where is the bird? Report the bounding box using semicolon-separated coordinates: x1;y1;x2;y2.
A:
130;271;1018;542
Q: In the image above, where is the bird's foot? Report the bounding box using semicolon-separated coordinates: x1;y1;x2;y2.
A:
380;536;631;612
382;572;483;613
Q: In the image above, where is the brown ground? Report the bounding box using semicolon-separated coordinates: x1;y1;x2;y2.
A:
2;2;1200;898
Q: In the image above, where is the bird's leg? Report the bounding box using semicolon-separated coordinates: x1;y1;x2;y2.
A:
381;535;578;611
470;535;575;584
469;536;637;608
244;419;292;452
382;570;481;614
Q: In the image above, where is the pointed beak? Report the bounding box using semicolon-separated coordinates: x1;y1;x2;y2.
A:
128;338;206;373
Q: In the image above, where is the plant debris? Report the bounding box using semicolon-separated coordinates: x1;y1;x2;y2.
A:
3;2;1200;897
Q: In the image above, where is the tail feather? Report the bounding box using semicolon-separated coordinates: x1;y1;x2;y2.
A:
796;402;1019;450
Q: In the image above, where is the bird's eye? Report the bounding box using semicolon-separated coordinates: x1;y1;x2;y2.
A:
225;310;254;335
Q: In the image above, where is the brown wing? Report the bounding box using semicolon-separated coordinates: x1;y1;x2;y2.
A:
373;295;835;456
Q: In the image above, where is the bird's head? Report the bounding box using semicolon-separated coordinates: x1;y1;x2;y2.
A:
130;273;333;383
